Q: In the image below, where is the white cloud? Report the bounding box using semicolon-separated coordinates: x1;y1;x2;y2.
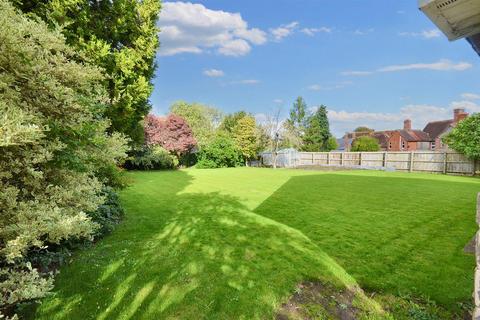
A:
231;79;260;85
158;2;267;57
397;10;406;14
340;71;373;76
326;97;480;137
378;59;472;72
217;39;251;56
342;59;473;76
328;110;401;122
203;69;224;77
461;93;480;100
354;28;374;36
234;28;268;45
308;81;352;91
270;21;299;41
399;29;441;39
301;27;332;36
273;99;284;104
450;100;480;112
327;105;448;136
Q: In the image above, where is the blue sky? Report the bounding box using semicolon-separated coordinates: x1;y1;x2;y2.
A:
151;0;480;137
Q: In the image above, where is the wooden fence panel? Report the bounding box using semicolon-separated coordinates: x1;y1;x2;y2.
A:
412;152;444;173
361;152;384;167
328;153;342;166
385;152;410;171
260;151;476;175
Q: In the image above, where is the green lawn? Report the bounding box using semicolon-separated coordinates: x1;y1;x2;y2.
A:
26;168;480;319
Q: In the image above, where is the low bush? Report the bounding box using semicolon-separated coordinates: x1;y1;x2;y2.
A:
88;187;125;237
196;135;243;168
23;187;124;283
351;136;380;152
125;146;179;170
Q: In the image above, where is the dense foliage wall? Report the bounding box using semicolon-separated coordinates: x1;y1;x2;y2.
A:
0;1;128;315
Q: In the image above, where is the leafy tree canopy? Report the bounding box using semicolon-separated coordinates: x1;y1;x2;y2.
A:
14;0;162;146
220;111;248;134
170;101;223;148
354;126;374;133
232;115;258;164
287;96;307;130
326;136;339;151
144;114;197;156
283;97;307;149
443;113;480;159
351;136;380;152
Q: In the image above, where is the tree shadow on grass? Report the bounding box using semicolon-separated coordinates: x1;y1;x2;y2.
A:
29;170;385;320
254;173;479;311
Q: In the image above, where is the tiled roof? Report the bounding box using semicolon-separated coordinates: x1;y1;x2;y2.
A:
398;129;432;142
423;120;454;139
372;132;391;148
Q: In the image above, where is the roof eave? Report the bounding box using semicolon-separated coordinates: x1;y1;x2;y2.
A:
467;34;480;56
418;0;480;55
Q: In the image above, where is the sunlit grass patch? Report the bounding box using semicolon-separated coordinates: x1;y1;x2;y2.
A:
25;168;479;319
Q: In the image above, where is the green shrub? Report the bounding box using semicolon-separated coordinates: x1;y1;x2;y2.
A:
443;113;480;159
0;1;128;316
351;136;380;152
126;146;179;170
88;187;125;236
24;187;123;284
196;135;243;168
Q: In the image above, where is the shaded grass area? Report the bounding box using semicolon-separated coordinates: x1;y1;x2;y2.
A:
24;168;479;319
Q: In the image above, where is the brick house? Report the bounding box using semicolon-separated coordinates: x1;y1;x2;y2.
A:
386;119;432;151
341;108;469;152
423;108;469;151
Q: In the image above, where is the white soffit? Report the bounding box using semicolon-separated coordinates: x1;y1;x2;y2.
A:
419;0;480;41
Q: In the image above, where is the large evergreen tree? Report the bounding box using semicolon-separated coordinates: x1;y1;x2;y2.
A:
14;0;161;146
303;105;332;151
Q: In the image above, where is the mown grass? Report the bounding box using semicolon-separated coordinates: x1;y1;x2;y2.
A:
24;168;479;319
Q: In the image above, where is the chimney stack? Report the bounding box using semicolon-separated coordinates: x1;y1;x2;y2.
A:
453;108;468;123
403;119;412;130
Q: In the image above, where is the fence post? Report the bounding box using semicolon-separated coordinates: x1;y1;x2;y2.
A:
359;152;363;166
473;193;480;318
311;152;314;165
327;152;330;165
340;152;344;166
409;151;414;172
443;152;447;174
383;152;387;167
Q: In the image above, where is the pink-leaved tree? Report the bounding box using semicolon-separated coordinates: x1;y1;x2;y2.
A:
144;114;197;156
